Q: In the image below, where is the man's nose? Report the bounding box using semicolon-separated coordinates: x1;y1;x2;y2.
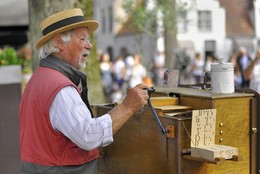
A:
85;40;92;49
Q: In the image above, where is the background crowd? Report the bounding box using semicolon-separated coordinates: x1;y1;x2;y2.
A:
98;47;260;103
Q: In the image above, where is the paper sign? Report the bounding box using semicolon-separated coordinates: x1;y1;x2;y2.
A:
191;109;216;147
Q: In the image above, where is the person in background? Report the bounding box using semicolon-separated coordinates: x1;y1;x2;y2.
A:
236;47;252;87
204;55;214;72
112;55;126;91
191;52;204;84
19;8;149;174
124;53;135;87
229;51;243;88
243;48;260;93
99;53;113;102
150;52;164;86
129;54;147;88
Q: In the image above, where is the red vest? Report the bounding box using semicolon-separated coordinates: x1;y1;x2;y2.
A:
20;67;99;166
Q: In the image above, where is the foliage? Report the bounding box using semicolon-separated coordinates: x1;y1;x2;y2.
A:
122;0;194;36
121;0;194;69
0;47;32;74
17;47;33;74
0;47;22;66
122;0;157;37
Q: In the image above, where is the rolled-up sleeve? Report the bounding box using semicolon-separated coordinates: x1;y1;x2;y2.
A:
96;114;114;147
49;86;114;151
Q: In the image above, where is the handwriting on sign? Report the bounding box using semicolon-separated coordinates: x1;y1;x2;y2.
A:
191;109;216;147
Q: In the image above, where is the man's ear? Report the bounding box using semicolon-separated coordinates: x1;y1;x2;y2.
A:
53;34;64;50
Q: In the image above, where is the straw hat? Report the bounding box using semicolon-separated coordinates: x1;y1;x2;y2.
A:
35;8;99;48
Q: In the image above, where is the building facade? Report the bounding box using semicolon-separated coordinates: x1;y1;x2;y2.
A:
94;0;257;66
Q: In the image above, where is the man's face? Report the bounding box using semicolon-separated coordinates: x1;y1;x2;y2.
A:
64;27;92;69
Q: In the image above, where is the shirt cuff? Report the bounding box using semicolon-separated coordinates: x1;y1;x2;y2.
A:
97;114;114;147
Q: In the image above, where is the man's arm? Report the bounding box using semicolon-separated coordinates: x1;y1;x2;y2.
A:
50;86;113;150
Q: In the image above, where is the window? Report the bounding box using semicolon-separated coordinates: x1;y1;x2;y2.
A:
198;11;212;31
205;40;216;51
177;11;188;33
205;40;216;61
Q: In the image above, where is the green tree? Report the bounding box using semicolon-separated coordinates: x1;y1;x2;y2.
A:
122;0;158;65
28;0;105;104
122;0;192;69
80;0;106;103
161;0;177;69
122;0;176;69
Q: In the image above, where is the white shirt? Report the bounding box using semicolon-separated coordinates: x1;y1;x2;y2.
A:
49;86;113;151
125;55;135;79
192;59;204;76
130;64;147;87
113;59;125;79
250;60;260;93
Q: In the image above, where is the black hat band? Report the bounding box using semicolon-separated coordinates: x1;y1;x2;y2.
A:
42;16;85;36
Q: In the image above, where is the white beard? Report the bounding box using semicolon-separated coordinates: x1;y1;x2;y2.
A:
78;60;86;69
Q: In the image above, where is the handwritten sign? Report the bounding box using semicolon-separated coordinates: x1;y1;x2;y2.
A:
190;109;238;160
191;109;216;147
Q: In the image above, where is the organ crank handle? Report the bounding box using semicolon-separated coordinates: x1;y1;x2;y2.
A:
146;87;170;135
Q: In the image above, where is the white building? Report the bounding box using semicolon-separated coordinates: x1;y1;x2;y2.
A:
177;0;227;61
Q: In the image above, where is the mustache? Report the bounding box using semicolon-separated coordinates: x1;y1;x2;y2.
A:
82;50;90;56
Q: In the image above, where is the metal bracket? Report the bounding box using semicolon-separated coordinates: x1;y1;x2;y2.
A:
165;125;175;138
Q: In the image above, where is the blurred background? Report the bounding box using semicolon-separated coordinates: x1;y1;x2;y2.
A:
1;0;260;103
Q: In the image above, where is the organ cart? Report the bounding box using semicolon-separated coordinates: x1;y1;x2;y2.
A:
94;87;257;174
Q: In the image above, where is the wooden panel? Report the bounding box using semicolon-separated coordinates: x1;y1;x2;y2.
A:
180;96;213;109
0;84;21;174
166;118;193;174
97;105;193;174
180;97;251;174
250;97;257;174
99;108;169;174
211;97;250;174
150;96;179;107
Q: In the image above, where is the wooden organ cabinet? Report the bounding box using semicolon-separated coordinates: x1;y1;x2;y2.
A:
94;87;257;174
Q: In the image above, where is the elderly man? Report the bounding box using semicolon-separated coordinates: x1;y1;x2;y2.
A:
19;8;148;174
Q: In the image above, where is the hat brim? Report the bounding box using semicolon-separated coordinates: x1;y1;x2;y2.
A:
35;20;98;49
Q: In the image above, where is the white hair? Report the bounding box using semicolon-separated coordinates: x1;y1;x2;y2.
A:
38;30;74;59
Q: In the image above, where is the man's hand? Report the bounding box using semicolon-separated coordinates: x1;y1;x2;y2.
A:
122;83;149;114
109;83;150;134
